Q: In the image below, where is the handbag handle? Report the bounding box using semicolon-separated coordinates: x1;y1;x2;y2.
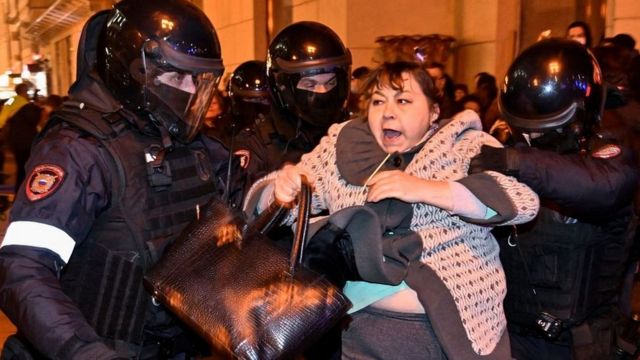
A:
289;175;311;275
248;176;312;276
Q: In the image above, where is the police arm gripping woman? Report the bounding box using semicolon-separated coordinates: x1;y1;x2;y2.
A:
470;39;638;360
245;61;540;359
0;1;246;359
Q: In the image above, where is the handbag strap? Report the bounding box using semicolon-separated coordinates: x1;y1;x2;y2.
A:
247;176;312;276
289;176;311;275
251;201;287;234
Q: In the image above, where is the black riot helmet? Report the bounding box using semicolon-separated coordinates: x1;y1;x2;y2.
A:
97;0;224;143
228;60;270;130
499;38;604;139
267;21;351;128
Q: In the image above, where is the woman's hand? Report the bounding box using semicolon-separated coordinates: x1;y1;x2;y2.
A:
366;170;452;210
274;164;314;204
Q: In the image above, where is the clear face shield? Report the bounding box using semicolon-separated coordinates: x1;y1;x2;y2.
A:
142;40;224;143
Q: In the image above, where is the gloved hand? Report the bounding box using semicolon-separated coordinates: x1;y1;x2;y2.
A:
469;145;521;177
302;222;360;288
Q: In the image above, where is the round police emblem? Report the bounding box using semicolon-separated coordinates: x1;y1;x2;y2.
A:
26;164;65;201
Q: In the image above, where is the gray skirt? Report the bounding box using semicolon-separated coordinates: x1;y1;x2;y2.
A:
342;306;448;360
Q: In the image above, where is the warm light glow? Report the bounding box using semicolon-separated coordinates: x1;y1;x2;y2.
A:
593;63;602;83
21;65;31;80
306;45;317;55
215;223;242;247
161;18;174;31
267;0;274;41
34;71;48;97
0;73;9;88
532;78;539;87
548;61;560;74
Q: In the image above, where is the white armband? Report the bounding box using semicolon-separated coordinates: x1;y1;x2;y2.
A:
1;221;75;263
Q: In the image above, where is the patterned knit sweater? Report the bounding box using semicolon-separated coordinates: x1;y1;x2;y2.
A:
247;110;540;355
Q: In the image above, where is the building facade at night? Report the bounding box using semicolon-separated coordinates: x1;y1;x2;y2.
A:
0;0;638;99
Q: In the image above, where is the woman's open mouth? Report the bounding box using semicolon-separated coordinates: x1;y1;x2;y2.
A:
383;129;402;139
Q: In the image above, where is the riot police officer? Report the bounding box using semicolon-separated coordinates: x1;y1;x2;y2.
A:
0;1;244;358
217;60;272;183
228;60;271;134
470;38;638;359
234;21;351;177
238;23;351;359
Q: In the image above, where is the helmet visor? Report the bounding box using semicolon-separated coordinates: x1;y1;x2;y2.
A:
144;59;221;143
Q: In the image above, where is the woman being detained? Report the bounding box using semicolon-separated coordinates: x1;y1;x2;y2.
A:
245;61;539;359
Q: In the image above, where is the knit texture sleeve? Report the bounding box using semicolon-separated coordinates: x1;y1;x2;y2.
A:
454;129;539;225
244;123;347;225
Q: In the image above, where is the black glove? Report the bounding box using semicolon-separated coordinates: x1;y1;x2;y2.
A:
469;145;520;177
302;222;360;288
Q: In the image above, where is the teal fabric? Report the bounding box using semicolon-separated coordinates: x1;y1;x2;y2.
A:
343;207;494;315
344;280;410;314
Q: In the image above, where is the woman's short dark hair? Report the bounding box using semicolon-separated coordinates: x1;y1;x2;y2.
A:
361;61;438;109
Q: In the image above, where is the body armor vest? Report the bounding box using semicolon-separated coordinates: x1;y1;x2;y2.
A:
498;205;635;336
49;104;221;346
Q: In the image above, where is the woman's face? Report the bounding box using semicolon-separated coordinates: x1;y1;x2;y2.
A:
367;72;436;153
567;26;587;46
426;67;446;94
206;96;221;118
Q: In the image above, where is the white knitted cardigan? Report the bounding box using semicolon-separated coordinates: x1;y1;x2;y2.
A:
247;110;540;354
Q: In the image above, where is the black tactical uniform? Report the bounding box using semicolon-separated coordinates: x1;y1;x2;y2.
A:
470;39;638;360
232;22;352;178
209;60;273;185
0;2;244;358
236;22;352;360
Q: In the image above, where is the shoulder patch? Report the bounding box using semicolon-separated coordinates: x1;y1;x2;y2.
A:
234;149;251;169
591;144;621;159
26;164;65;201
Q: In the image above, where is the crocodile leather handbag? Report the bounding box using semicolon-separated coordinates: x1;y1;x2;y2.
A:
145;180;351;359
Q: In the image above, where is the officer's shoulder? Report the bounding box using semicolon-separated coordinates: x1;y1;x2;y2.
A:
40;119;104;146
40;117;87;138
33;121;111;169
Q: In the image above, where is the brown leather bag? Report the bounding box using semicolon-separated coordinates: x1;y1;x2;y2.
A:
144;180;351;359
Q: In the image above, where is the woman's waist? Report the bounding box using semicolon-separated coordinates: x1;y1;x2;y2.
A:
370;288;425;314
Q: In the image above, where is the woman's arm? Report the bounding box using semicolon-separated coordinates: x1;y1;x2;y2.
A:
243;123;343;221
456;130;540;225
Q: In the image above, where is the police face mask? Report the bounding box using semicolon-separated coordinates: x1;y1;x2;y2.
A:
290;69;349;128
232;96;270;130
